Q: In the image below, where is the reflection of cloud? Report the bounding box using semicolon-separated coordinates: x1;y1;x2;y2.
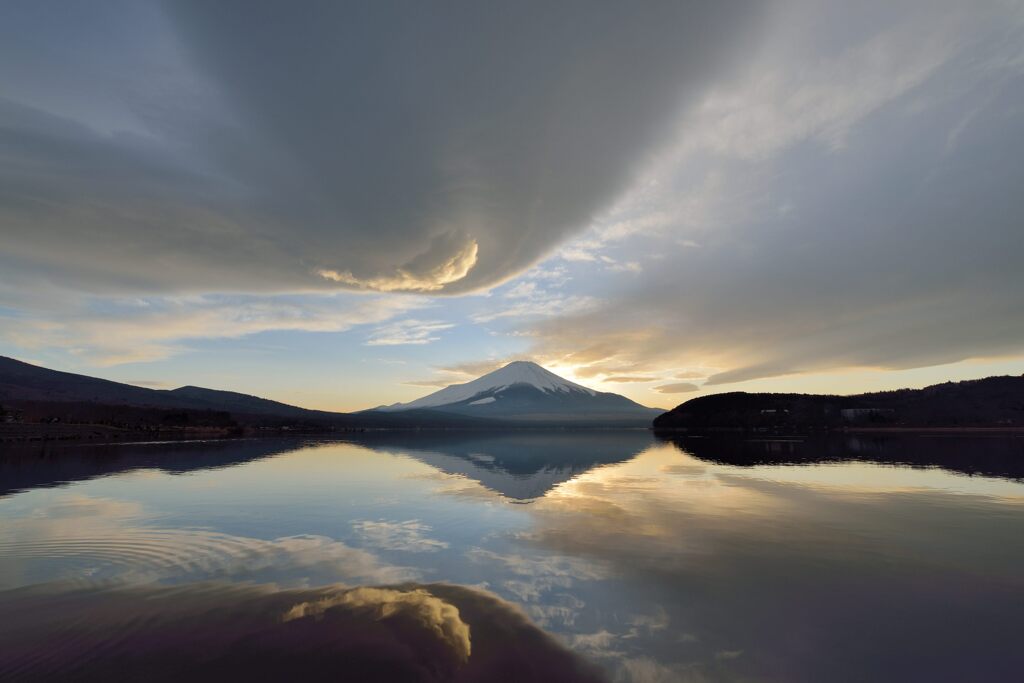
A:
0;582;607;682
571;630;623;657
28;495;146;520
467;548;606;629
352;520;450;553
625;608;670;639
467;548;609;581
516;443;1024;681
526;593;588;628
285;586;471;663
616;657;694;683
0;495;415;587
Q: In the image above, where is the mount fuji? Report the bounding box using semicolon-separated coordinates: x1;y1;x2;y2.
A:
371;361;662;426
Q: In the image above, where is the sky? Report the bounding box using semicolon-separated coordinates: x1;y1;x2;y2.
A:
1;0;1023;412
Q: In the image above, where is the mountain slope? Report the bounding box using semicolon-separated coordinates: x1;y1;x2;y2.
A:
0;355;194;409
374;361;662;425
0;356;506;430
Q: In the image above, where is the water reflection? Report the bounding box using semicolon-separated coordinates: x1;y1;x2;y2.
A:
344;430;653;500
0;431;653;502
522;445;1024;680
1;434;1023;681
0;582;603;682
0;438;306;497
659;432;1024;480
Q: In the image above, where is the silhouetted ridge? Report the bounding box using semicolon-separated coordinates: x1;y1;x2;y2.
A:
653;375;1024;430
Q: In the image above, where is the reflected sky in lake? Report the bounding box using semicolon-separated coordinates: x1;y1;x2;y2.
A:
1;433;1023;681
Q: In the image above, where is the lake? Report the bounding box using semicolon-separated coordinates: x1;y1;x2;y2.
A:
1;432;1023;682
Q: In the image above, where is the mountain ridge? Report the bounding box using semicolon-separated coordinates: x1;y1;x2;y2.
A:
653;375;1024;431
0;356;513;433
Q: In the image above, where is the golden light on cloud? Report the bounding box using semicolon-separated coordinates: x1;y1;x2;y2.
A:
319;235;479;292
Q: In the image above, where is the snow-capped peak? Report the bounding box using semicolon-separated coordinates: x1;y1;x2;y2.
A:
381;361;597;411
473;361;597;395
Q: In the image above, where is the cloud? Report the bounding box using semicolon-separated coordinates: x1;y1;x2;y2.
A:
126;379;173;388
606;260;642;274
319;232;480;292
519;1;1024;388
444;359;513;377
0;0;763;297
0;293;426;365
365;320;454;347
402;379;453;389
654;383;700;394
674;372;707;380
4;0;1022;391
471;267;598;323
472;295;597;324
604;376;658;384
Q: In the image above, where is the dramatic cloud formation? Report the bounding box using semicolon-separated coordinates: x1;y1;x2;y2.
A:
1;0;1022;403
1;0;761;296
520;0;1024;390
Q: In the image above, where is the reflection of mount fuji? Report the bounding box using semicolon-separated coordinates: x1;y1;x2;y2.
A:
346;431;655;500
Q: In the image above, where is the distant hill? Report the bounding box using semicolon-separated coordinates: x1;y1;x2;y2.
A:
367;361;662;426
0;356;508;435
652;375;1024;431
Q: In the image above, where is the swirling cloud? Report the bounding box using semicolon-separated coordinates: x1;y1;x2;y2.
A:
0;0;761;296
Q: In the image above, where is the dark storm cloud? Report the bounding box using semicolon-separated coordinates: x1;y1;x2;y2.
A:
0;0;761;295
0;582;606;682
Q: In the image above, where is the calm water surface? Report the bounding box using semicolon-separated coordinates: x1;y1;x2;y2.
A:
1;432;1023;681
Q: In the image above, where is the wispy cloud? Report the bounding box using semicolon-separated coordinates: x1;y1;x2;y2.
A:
471;269;597;323
0;294;427;366
654;383;701;394
364;320;454;346
604;376;658;383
